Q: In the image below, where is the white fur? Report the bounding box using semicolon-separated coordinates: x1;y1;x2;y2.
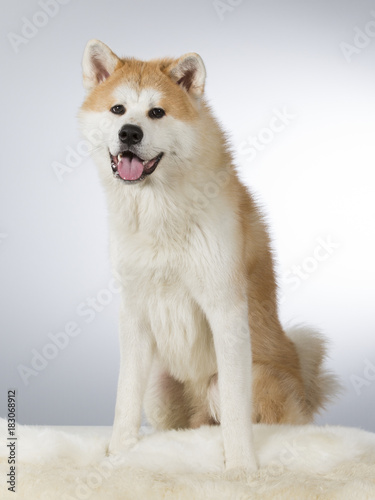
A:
1;420;375;499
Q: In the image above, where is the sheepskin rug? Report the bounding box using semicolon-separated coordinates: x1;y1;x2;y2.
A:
1;419;375;500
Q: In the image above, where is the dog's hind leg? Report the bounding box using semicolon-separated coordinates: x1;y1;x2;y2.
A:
143;359;191;430
186;375;220;428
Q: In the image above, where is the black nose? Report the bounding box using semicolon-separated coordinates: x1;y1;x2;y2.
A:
118;124;143;146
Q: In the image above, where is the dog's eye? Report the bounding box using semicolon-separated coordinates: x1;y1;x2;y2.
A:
149;108;165;119
110;105;126;115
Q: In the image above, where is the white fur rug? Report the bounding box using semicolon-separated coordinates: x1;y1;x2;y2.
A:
1;420;375;499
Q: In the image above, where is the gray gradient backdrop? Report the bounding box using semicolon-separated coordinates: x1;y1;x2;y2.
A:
1;0;374;430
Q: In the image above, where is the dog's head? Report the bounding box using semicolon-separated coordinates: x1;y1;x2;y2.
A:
79;40;206;185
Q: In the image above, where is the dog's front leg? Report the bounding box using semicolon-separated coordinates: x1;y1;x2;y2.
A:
205;298;257;472
108;301;153;455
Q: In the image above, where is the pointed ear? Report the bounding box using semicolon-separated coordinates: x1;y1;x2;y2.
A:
169;53;206;97
82;39;122;90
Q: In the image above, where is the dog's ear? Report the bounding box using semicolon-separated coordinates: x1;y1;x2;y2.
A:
169;53;206;97
82;39;121;90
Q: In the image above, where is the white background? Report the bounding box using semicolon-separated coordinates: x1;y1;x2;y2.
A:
1;0;374;430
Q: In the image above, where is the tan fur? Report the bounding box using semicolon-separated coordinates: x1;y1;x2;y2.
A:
82;57;199;121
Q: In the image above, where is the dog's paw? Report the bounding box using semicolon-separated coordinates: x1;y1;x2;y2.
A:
224;454;258;480
224;463;258;481
106;435;139;456
223;467;248;481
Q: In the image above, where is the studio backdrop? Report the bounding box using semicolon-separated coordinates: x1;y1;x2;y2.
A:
1;0;374;430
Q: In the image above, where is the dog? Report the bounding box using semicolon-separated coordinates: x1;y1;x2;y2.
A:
79;40;337;472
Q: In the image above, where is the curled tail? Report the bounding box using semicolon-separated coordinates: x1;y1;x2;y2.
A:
286;325;341;417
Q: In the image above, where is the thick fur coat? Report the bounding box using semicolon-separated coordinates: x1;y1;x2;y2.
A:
79;40;337;471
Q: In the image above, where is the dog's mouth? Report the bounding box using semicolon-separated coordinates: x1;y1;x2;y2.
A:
110;151;164;183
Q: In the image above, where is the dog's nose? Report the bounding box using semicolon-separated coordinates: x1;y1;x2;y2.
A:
118;124;144;146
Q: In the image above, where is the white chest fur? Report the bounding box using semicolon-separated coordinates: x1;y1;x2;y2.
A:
107;181;237;382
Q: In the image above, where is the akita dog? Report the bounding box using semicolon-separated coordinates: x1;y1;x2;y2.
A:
79;40;337;471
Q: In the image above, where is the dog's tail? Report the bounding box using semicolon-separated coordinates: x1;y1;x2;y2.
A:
286;325;341;418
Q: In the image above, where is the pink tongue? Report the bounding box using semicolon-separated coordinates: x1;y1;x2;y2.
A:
117;155;144;181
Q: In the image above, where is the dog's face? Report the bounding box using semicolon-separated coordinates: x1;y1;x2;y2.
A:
79;40;206;185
